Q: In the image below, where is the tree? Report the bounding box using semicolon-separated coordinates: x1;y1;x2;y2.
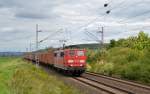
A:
108;31;150;50
133;31;149;50
109;39;116;48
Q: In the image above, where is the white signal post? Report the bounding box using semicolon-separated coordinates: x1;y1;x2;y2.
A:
98;26;104;48
35;24;42;67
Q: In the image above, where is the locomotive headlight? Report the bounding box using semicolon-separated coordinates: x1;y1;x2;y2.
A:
68;60;74;63
80;60;85;63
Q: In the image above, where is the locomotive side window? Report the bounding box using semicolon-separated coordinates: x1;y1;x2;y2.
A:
60;52;64;57
77;51;84;56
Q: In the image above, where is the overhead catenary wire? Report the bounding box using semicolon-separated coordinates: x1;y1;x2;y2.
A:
105;0;127;14
117;10;150;24
109;0;143;14
106;0;144;15
39;28;63;43
84;28;100;41
85;31;100;42
104;0;148;24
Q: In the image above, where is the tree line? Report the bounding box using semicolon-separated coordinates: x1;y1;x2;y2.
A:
109;31;150;50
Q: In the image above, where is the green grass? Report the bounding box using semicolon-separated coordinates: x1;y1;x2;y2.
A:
0;57;82;94
0;57;22;94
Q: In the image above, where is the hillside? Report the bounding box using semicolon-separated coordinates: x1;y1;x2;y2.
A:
0;52;24;56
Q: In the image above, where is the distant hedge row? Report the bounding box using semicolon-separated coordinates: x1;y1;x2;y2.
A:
109;31;150;50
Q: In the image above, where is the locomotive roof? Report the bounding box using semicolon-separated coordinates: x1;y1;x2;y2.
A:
54;49;85;52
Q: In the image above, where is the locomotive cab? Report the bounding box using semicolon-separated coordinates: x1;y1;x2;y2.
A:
65;49;86;68
65;49;86;75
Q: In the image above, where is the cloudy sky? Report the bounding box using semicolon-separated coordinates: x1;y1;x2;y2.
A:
0;0;150;52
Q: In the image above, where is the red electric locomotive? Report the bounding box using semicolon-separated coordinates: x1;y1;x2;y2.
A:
54;49;86;75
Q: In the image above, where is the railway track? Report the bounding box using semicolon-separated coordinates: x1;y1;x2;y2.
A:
74;77;131;94
77;72;150;94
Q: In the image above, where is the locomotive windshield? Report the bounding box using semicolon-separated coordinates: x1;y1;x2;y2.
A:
69;50;75;56
68;50;85;56
77;51;84;56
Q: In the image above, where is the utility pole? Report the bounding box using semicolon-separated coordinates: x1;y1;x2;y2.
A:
36;24;38;51
97;26;105;64
99;26;104;48
101;26;104;47
35;24;42;67
35;24;39;67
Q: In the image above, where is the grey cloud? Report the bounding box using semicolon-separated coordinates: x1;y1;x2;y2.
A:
0;28;34;42
0;0;150;51
14;8;60;20
15;12;49;19
0;0;25;8
0;0;60;19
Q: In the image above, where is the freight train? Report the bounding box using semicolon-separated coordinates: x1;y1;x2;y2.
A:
24;49;87;76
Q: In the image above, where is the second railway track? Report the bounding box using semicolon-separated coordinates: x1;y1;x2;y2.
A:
73;77;132;94
79;72;150;94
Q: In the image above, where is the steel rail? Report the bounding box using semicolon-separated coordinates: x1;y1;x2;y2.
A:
85;72;150;90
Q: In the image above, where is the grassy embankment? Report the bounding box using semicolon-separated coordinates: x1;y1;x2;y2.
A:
87;32;150;85
87;48;150;84
0;57;81;94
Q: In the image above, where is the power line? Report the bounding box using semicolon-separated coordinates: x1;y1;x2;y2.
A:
104;0;149;25
118;10;150;24
110;0;143;14
39;29;63;43
86;31;99;40
106;0;127;14
85;31;100;42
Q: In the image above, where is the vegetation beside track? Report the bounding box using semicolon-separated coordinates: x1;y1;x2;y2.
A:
0;57;82;94
87;31;150;85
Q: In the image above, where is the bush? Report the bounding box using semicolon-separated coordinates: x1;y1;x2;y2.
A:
126;49;142;62
121;63;141;80
88;47;150;85
101;63;114;76
89;62;114;76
